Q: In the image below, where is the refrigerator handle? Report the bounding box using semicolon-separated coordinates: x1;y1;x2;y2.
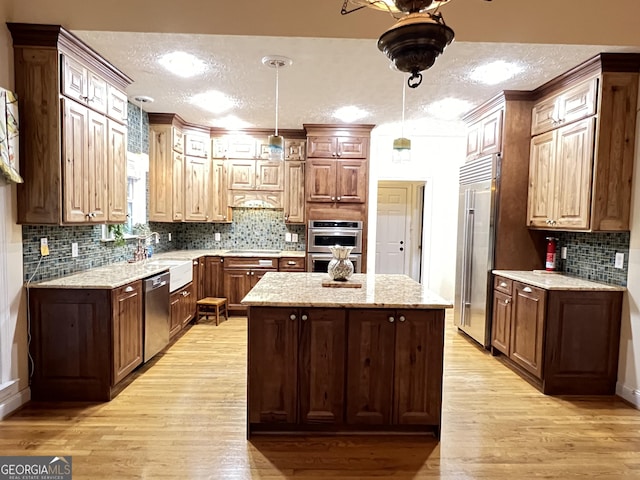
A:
463;204;475;326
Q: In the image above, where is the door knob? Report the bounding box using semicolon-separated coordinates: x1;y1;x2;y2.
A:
399;247;404;251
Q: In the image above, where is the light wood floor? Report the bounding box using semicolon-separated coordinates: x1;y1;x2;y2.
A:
2;315;640;479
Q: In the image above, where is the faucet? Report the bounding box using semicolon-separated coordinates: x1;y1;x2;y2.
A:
133;232;160;262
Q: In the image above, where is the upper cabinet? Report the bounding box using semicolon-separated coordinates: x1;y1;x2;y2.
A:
465;108;503;161
8;23;132;225
526;54;640;231
148;121;184;222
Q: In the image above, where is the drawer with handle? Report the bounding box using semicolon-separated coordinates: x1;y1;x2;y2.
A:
494;276;513;295
278;257;305;271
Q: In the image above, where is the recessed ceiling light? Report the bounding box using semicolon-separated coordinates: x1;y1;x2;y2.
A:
190;90;236;114
158;51;207;78
424;97;473;120
469;60;525;85
210;115;253;129
333;106;369;123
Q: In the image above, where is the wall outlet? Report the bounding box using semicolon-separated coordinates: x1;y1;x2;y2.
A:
615;252;625;269
291;233;299;243
168;233;172;242
71;242;78;258
285;232;292;242
155;235;160;244
561;246;567;260
40;237;49;256
214;232;221;242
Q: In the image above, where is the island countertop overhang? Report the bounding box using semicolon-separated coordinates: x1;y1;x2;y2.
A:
241;272;453;309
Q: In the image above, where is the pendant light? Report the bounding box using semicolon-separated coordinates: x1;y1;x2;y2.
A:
392;76;411;163
262;55;292;160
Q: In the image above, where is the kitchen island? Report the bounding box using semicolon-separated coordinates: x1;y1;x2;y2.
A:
241;272;453;437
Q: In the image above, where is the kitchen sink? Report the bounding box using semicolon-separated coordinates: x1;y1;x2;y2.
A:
146;259;192;292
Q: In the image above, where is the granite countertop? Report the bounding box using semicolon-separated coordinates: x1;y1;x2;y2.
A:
492;270;626;291
27;249;306;290
241;272;453;309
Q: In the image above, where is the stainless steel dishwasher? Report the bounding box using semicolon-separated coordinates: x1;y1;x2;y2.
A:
143;272;170;362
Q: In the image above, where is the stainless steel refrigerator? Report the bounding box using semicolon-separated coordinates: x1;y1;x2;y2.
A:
454;154;500;347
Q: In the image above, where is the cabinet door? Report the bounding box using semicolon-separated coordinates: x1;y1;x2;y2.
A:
491;290;512;355
394;309;444;426
172;127;184;154
86;71;108;114
298;308;346;425
531;95;559;136
107;85;128;123
62;98;90;223
205;257;224;298
169;290;183;338
256;161;284;191
172;152;184;221
510;282;546;379
210;160;230;222
284;161;305;223
527;131;556;228
285;139;306;160
181;283;195;327
185;156;209;221
346;309;395;425
553;118;595;230
336;137;368;159
227;160;256;190
306;159;336;202
184;133;209;158
107;119;128;222
557;77;598;127
61;55;87;102
336;160;366;203
224;268;252;310
307;136;337;158
148;125;173;222
86;110;108;223
248;307;298;424
112;281;143;385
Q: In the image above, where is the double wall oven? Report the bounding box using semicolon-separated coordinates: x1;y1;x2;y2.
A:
307;220;363;273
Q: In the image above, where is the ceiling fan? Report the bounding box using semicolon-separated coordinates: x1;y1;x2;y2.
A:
341;0;492;88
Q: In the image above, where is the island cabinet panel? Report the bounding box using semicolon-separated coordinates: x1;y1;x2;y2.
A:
393;309;444;426
298;309;346;425
346;309;395;425
248;307;299;425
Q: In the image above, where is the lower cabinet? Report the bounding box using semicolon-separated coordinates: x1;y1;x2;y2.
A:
247;306;444;435
28;280;143;401
278;256;306;272
491;275;622;394
224;257;277;313
169;282;196;339
192;256;206;301
204;256;224;298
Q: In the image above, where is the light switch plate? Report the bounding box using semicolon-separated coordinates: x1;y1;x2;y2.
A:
285;232;292;242
292;233;299;243
561;246;567;259
71;242;78;258
214;232;221;242
615;252;625;269
168;233;172;241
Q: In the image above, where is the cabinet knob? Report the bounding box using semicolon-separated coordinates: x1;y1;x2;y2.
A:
124;286;134;293
193;260;198;265
388;316;395;323
522;286;533;293
399;315;406;322
290;314;297;321
337;196;341;201
251;272;255;276
500;282;507;288
288;261;296;265
246;272;250;275
331;196;336;201
301;314;308;321
505;298;511;304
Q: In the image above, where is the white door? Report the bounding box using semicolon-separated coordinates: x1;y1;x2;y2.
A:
376;186;409;274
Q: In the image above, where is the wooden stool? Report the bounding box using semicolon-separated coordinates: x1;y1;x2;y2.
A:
196;297;228;326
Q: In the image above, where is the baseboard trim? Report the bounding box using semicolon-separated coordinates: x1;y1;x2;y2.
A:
0;386;31;419
616;383;640;409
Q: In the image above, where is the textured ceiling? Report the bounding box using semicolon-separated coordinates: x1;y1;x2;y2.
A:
74;30;638;135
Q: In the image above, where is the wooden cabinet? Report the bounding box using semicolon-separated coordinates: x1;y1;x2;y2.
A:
112;281;143;385
307;135;368;159
210;160;231;222
278;256;305;272
28;280;144;401
227;159;284;191
148;121;187;222
465;108;503;161
184;155;209;222
284;161;305;223
526;56;640;231
223;257;277;312
170;282;195;339
247;306;444;435
204;256;224;298
306;158;367;204
347;309;444;427
491;275;623;394
285;139;306;160
9;24;132;225
192;257;206;301
248;307;346;428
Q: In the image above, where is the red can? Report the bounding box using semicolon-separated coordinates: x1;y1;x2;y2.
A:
545;237;558;271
